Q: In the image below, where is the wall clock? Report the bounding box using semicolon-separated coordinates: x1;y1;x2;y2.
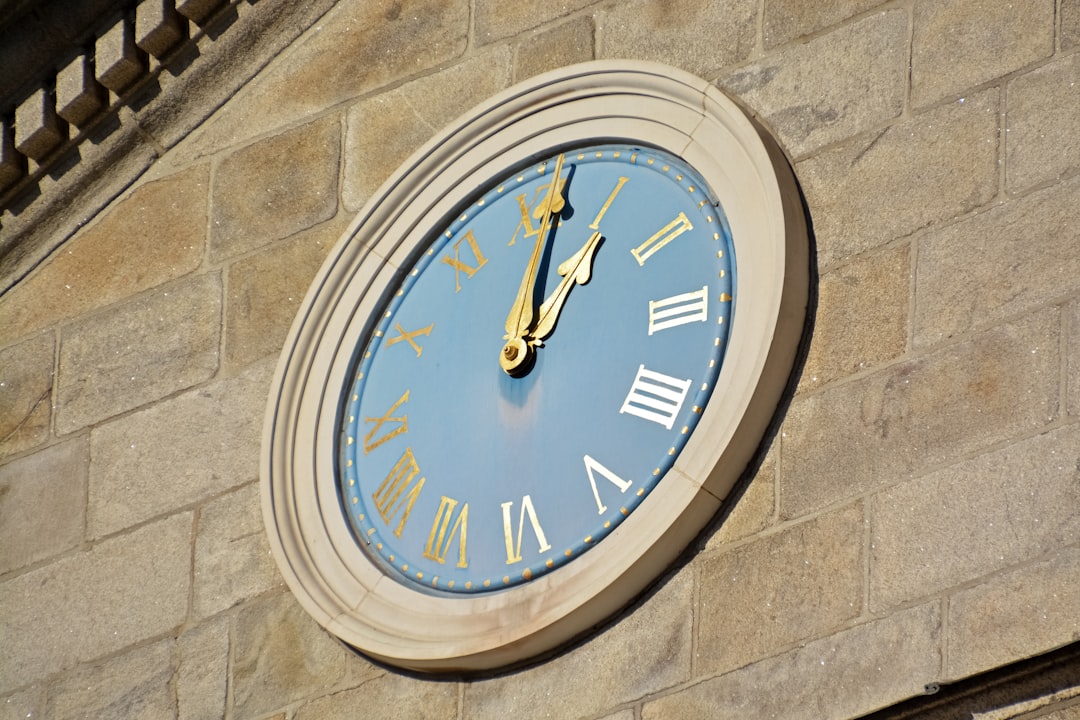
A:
262;61;808;672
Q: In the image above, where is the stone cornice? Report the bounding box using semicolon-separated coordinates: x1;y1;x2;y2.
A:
0;0;339;294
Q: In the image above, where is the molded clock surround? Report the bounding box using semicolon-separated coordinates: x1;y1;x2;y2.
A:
261;60;808;672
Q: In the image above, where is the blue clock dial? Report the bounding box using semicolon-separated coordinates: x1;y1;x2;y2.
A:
339;144;735;595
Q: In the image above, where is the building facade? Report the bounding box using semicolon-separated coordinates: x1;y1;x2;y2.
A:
1;1;1079;718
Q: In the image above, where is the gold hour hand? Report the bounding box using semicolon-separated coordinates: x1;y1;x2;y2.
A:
529;231;604;344
501;153;566;375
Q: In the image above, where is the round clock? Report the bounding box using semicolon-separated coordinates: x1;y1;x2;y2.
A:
262;61;808;672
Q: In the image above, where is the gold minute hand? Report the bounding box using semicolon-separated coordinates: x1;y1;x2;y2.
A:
528;230;604;345
500;153;566;375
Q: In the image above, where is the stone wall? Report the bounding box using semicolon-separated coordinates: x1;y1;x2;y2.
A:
2;1;1080;718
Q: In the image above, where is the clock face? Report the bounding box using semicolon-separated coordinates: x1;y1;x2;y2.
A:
339;144;736;594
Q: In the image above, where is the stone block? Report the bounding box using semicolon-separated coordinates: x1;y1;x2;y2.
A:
513;17;594;83
596;0;757;81
0;686;43;720
0;438;86;574
44;640;174;720
915;174;1080;345
911;0;1053;108
763;0;889;47
178;616;229;720
136;0;185;58
232;593;353;719
475;0;595;44
869;423;1080;611
294;674;457;720
14;86;66;161
719;10;906;158
781;309;1058;518
1006;53;1080;193
947;545;1080;680
0;165;207;343
705;445;776;549
1066;0;1080;49
178;0;468;160
224;216;343;370
0;512;191;693
96;14;147;93
0;333;53;460
176;0;223;24
0;117;26;191
697;503;863;675
642;603;941;720
799;243;909;392
210;115;339;261
56;272;221;434
56;52;105;128
797;88;998;267
342;47;512;211
194;482;282;618
1071;300;1080;418
88;360;271;537
463;570;693;719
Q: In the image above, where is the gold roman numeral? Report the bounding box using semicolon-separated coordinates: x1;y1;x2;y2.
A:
589;176;629;230
363;390;409;454
371;447;425;537
385;322;434;357
423;496;469;568
509;176;567;246
510;191;541;247
631;212;693;266
441;229;488;292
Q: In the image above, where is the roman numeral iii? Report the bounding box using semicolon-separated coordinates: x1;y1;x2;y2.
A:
619;365;692;430
648;286;709;335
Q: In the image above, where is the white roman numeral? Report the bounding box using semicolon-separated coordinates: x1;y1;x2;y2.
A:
648;286;709;335
619;365;692;430
584;455;632;514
